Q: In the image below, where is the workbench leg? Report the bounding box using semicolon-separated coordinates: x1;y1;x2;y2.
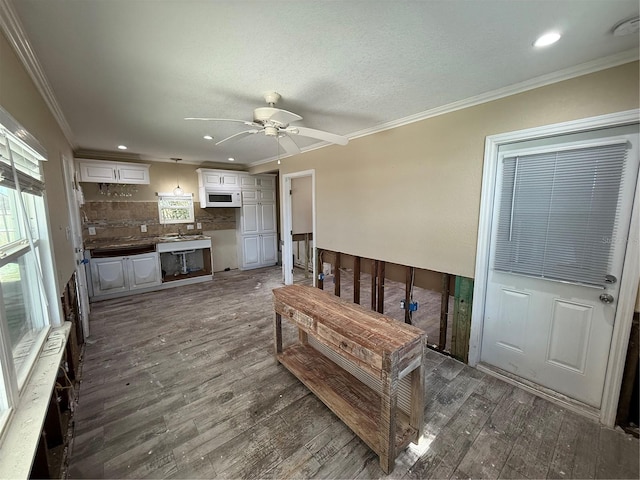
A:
410;338;427;442
379;353;399;474
298;329;308;345
274;313;283;357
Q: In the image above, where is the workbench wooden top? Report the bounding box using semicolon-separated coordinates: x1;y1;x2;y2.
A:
273;284;425;356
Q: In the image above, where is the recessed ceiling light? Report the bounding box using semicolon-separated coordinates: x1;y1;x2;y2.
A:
203;135;213;140
534;32;561;47
117;145;127;150
228;157;235;162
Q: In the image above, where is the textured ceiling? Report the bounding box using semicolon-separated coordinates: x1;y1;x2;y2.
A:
8;0;640;165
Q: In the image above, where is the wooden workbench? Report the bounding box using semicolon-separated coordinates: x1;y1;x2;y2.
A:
273;284;427;473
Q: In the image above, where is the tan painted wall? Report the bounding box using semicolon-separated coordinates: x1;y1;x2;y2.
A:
252;62;640;284
0;31;75;293
291;176;312;234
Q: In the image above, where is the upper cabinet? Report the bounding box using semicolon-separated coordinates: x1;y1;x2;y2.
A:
196;169;240;189
77;159;150;184
239;174;276;189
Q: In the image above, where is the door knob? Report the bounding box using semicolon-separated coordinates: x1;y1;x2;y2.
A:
599;293;615;304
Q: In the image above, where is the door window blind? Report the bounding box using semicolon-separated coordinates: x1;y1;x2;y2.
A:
493;142;628;287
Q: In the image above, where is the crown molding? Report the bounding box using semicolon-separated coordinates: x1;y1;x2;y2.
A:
347;49;639;141
250;48;639;168
0;0;75;149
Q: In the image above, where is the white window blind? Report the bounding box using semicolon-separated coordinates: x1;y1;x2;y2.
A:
493;141;628;288
0;131;45;196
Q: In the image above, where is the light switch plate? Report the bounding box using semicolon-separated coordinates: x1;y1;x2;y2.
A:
88;226;96;236
186;224;194;230
140;224;147;233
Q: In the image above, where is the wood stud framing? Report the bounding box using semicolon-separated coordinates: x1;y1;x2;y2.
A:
313;248;473;361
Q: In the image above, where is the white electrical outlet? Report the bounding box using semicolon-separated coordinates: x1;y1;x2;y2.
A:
88;226;96;236
140;224;147;233
186;224;194;230
196;222;202;229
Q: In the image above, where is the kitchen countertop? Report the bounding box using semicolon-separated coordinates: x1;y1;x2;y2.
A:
84;234;211;250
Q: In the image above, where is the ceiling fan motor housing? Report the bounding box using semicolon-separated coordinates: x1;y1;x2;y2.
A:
254;107;282;124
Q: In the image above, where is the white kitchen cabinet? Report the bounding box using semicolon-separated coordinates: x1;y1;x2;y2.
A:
90;256;128;295
90;252;161;297
196;168;239;188
240;174;276;189
240;234;277;269
240;202;276;234
77;159;150;184
128;253;163;290
237;173;278;270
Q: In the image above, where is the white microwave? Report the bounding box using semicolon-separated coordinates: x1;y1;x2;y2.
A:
199;188;241;208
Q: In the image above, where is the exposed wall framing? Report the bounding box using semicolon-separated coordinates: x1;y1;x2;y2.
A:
315;248;471;360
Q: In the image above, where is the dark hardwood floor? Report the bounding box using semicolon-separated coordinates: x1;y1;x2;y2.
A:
67;266;639;479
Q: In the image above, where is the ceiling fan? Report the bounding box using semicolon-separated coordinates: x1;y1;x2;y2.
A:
185;92;349;155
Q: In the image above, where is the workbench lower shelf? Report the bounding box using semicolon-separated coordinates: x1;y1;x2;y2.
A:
277;343;417;456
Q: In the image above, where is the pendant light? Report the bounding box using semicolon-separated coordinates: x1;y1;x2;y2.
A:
276;135;281;165
171;158;184;195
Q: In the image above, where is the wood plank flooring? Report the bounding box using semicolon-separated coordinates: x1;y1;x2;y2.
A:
67;266;639;479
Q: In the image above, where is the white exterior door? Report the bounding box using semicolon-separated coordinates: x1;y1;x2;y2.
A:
481;132;639;408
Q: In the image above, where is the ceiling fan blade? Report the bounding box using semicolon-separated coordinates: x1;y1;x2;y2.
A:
278;134;301;155
286;126;348;146
215;129;261;146
185;117;258;127
268;109;302;125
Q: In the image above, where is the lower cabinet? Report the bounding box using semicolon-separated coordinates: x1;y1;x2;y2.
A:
239;234;277;270
90;252;161;297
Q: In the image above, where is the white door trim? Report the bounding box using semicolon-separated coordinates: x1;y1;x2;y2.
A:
282;169;316;285
61;154;90;338
469;109;640;426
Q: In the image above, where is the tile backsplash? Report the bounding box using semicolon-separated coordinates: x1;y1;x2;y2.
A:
81;201;235;241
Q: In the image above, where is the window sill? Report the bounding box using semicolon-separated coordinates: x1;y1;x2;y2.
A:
0;322;70;479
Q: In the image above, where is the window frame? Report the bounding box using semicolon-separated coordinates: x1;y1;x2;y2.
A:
0;114;53;438
157;193;195;224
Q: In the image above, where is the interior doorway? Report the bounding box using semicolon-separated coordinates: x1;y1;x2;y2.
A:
282;170;315;285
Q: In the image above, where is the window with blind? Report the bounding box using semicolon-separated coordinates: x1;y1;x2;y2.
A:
0;110;51;434
493;141;628;288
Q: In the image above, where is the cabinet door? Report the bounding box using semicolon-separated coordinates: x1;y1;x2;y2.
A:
258;189;276;202
90;257;128;295
242;190;259;204
128;253;161;289
241;235;261;268
200;171;223;187
240;175;257;188
241;204;259;234
256;176;276;189
260;234;278;265
78;160;117;183
259;202;277;233
220;173;239;187
117;164;150;184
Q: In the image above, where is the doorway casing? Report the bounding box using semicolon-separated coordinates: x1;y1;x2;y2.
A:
282;169;316;286
469;109;640;426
